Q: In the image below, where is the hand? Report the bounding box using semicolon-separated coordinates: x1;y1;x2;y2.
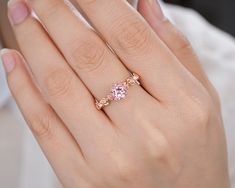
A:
2;0;230;187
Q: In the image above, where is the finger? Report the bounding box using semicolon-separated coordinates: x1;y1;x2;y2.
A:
1;49;89;187
137;0;219;103
138;0;208;84
8;0;115;160
74;0;202;102
27;0;155;123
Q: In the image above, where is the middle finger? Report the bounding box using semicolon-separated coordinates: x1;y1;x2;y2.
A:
74;0;204;103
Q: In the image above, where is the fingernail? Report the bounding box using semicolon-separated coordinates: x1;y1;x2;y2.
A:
148;0;164;21
1;49;16;73
8;0;30;25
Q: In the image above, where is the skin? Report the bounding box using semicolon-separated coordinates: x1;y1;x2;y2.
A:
0;0;231;188
0;0;134;47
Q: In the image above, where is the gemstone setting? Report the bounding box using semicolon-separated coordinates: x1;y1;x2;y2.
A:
111;83;128;101
95;73;140;110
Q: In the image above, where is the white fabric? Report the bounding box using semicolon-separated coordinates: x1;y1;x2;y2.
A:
0;3;234;188
0;48;10;107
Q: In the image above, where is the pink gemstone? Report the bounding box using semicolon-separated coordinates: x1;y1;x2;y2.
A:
111;84;127;101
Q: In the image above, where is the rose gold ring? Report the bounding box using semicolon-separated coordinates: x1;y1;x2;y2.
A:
95;73;140;110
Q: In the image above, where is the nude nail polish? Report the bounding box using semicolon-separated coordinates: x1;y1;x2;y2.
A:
1;49;16;73
8;1;30;25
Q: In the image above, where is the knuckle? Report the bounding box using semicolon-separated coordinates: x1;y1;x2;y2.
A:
113;17;152;54
187;93;212;127
144;128;182;175
177;36;192;54
44;69;74;98
145;130;170;162
114;160;136;182
182;94;212;147
210;86;222;109
27;111;54;139
70;40;106;73
170;27;192;53
108;152;137;182
162;19;192;54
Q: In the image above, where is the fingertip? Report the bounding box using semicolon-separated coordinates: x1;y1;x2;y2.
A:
8;0;30;26
1;48;17;73
1;48;27;75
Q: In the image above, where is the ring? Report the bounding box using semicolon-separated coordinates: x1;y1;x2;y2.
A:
95;73;140;110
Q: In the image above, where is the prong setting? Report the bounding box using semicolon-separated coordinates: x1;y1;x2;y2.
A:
95;73;140;110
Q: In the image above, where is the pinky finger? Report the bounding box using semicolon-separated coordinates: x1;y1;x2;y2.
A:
137;0;209;85
137;0;220;107
1;49;88;187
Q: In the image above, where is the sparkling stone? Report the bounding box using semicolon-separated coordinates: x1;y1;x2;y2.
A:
111;83;128;101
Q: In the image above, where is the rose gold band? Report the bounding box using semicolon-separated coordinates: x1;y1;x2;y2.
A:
95;73;140;110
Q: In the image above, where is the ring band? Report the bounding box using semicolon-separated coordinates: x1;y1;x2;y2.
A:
95;73;140;110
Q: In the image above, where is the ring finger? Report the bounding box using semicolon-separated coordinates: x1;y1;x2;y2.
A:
27;0;157;124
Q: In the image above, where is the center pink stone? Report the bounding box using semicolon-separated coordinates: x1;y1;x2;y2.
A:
111;84;128;101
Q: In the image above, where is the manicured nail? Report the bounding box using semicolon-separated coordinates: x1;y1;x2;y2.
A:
148;0;164;21
8;0;30;25
1;49;16;73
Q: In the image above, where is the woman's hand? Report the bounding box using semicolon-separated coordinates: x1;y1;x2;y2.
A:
2;0;230;187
